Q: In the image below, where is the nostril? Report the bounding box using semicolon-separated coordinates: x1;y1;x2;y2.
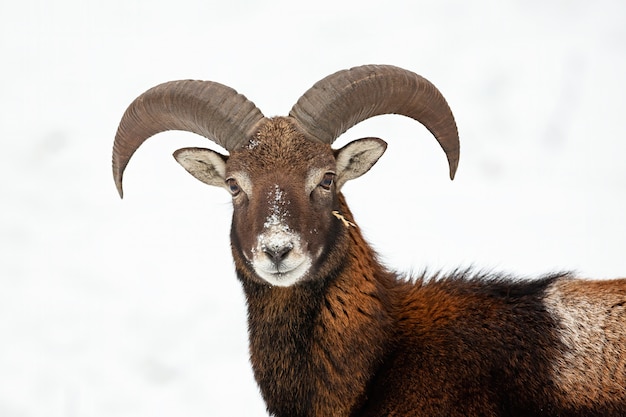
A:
263;244;293;264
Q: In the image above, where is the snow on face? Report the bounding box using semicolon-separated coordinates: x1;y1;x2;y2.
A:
261;185;292;253
245;137;260;150
264;184;289;229
251;184;311;287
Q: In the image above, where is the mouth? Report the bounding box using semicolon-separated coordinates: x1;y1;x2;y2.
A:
254;257;312;287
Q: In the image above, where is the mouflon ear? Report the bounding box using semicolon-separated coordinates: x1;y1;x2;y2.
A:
173;147;229;189
334;138;387;190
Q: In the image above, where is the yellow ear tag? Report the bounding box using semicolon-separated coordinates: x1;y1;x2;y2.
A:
332;211;357;228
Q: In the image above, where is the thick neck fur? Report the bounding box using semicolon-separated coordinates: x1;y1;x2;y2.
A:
238;195;396;417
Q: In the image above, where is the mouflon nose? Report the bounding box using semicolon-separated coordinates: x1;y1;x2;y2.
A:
262;242;293;264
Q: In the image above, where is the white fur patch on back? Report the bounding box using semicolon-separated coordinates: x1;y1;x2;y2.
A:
544;279;626;406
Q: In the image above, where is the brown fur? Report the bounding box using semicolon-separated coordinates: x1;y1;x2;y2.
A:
115;71;626;416
173;118;626;416
225;120;391;415
216;118;626;417
242;197;397;416
223;119;626;416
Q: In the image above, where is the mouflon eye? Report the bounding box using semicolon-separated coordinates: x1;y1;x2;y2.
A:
319;173;335;190
226;178;241;196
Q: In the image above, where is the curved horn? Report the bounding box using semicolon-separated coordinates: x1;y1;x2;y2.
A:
289;65;460;179
112;80;265;197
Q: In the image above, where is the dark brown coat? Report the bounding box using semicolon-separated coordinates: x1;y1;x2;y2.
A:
111;65;626;417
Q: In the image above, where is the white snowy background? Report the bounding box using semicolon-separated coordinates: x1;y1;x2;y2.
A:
1;0;625;415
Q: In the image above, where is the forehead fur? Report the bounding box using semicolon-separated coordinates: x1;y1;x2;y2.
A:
228;117;335;176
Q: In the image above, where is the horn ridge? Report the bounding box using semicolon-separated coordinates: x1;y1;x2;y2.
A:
112;80;265;198
289;65;459;179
